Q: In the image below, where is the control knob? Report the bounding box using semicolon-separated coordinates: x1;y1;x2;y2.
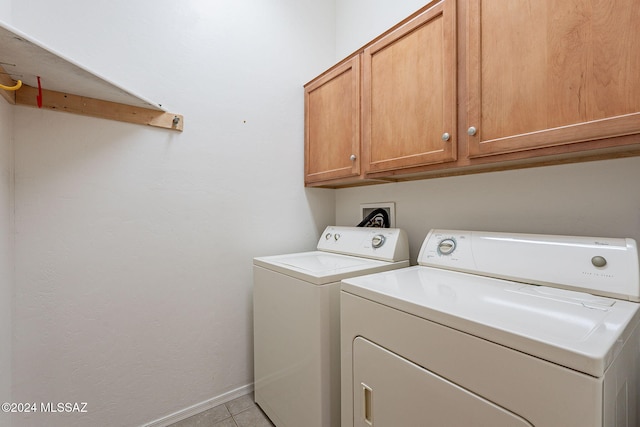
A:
437;238;456;255
371;234;386;248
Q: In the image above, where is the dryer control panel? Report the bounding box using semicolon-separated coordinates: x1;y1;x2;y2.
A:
418;229;640;302
317;226;409;262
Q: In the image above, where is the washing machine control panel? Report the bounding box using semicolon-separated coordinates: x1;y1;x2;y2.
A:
418;229;640;302
419;231;475;271
317;226;409;262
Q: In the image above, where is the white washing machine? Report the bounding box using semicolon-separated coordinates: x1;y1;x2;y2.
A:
341;229;640;427
254;226;410;427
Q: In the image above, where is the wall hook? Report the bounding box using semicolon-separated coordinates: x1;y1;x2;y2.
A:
36;76;42;108
0;79;22;91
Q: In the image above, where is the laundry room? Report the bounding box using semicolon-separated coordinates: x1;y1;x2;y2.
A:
1;1;639;427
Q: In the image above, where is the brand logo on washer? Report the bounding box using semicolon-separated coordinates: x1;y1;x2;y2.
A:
582;271;614;278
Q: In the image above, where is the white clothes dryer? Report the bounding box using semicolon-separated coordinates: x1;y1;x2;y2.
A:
341;229;640;427
254;226;409;427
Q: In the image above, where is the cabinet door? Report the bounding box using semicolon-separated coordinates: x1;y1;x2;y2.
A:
363;0;457;174
305;56;361;185
467;0;640;158
352;337;533;426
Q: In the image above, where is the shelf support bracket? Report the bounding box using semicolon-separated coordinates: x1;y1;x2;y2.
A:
15;84;184;131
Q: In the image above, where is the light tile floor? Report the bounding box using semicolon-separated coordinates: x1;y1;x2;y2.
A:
168;394;274;427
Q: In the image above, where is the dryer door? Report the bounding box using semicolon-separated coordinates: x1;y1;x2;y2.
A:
353;337;533;426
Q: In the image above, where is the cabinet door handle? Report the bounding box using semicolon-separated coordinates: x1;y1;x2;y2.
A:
350;154;357;161
441;132;451;142
362;383;373;425
467;126;477;136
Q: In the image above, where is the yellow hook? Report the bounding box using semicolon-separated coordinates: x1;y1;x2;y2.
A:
0;80;22;91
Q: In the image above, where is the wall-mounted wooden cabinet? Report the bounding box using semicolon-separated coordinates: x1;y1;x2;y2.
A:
466;0;640;158
364;0;457;174
304;0;455;187
304;56;361;185
304;0;640;188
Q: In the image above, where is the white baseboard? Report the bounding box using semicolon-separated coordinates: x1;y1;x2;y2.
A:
141;383;254;427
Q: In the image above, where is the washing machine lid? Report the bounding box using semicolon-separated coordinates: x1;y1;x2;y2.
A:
254;251;409;285
341;266;640;377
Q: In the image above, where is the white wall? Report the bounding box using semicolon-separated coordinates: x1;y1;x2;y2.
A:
0;6;13;423
336;0;426;59
334;0;640;260
0;82;14;427
0;6;13;427
10;1;335;426
0;0;10;23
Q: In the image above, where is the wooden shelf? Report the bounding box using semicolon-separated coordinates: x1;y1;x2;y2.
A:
0;21;183;131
